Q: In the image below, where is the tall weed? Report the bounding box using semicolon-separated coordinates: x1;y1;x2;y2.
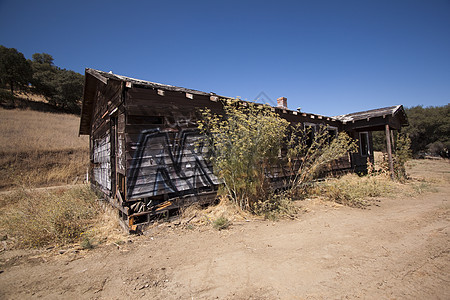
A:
286;125;358;194
198;101;289;210
198;100;358;215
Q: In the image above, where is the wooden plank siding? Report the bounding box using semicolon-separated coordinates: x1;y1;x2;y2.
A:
89;78;123;197
79;69;408;229
123;86;353;202
124;87;221;201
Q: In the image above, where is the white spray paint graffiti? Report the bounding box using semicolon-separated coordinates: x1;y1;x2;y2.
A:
93;134;111;191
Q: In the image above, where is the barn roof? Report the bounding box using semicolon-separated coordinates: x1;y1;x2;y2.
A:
88;68;213;96
79;69;336;135
333;105;408;126
79;69;408;135
79;69;228;135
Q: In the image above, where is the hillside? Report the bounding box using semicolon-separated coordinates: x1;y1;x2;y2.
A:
0;107;88;190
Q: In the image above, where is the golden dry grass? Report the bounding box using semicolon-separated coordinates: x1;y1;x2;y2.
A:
0;108;89;190
0;107;129;249
15;91;48;103
181;197;252;226
308;158;447;207
309;173;395;207
0;186;98;248
0;149;88;190
0;186;128;250
0;108;88;153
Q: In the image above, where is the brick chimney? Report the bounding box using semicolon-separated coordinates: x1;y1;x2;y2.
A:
277;97;287;109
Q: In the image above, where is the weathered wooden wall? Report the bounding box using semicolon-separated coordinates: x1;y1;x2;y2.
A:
90;79;123;196
124;87;223;201
122;86;353;203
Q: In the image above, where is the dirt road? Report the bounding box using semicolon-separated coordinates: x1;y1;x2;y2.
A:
1;160;449;299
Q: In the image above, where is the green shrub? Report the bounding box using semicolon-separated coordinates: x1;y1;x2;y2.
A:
253;193;297;220
213;216;230;230
285;124;358;194
199;100;289;210
198;100;358;215
80;234;94;250
394;132;412;181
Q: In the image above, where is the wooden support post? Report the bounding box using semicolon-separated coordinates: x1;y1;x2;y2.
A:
390;129;395;153
385;124;394;179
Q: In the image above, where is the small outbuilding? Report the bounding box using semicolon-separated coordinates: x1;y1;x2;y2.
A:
79;69;408;229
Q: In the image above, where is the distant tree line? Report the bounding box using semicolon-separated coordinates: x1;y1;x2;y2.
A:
0;45;84;113
373;104;450;158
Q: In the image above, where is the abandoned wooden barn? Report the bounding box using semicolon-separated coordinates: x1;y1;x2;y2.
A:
79;68;408;229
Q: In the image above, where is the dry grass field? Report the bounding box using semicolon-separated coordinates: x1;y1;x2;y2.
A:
0;108;87;152
0;108;89;190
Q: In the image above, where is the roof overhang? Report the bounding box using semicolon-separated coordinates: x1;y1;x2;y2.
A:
78;69;109;135
334;105;408;131
79;69;409;136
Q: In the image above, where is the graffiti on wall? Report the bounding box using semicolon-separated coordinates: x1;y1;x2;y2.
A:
127;129;220;199
117;135;125;172
93;134;111;192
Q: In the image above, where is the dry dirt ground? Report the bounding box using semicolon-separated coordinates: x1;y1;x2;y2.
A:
1;160;449;299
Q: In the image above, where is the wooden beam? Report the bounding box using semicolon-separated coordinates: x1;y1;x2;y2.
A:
385;124;394;179
88;70;108;85
390;129;395;153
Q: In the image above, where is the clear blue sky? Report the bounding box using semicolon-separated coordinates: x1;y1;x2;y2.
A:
1;0;449;116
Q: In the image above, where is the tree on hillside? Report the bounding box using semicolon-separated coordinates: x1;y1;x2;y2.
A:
373;104;450;158
32;53;54;65
0;45;32;94
30;53;84;113
52;69;84;112
404;104;450;157
30;53;57;99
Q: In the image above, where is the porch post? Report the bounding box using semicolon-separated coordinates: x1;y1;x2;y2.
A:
390;129;395;153
385;124;394;179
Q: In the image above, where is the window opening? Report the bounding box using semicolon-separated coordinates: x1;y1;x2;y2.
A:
359;132;370;156
327;126;338;144
304;123;316;147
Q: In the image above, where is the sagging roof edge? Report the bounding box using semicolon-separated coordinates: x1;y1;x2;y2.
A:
79;68;408;135
333;105;408;126
79;70;98;135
